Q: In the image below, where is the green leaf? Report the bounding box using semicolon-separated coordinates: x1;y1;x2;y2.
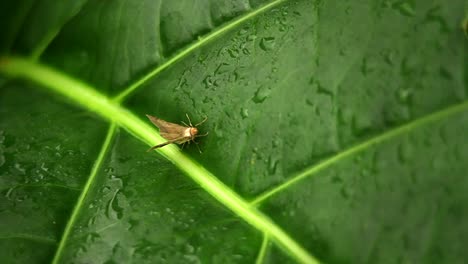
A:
0;0;467;263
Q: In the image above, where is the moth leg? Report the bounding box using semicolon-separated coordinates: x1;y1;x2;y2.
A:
146;141;172;152
185;113;193;126
196;132;209;137
193;141;203;153
181;142;186;150
194;116;208;127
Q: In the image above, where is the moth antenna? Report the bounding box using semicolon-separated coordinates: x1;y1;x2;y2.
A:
181;121;189;127
185;113;193;127
194;116;208;127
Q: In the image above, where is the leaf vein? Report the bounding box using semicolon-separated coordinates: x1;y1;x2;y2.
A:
255;233;270;264
30;0;91;61
113;0;287;102
51;123;117;264
251;100;468;205
0;56;320;264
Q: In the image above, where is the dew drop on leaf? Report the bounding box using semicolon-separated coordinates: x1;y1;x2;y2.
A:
238;28;248;35
272;138;281;148
361;57;376;75
203;75;214;89
4;187;14;200
85;232;100;243
106;190;124;220
228;48;239;58
252;86;271;103
305;98;314;107
267;156;279;175
240;108;249;119
396;87;412;103
214;125;224;139
214;63;230;75
101;186;111;194
246;34;257;41
259;37;275;51
392;1;415;17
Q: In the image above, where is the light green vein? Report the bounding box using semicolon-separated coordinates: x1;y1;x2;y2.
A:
30;1;90;61
251;100;468;205
51;123;116;264
0;57;319;264
0;234;56;245
256;234;270;264
113;0;287;102
30;28;62;61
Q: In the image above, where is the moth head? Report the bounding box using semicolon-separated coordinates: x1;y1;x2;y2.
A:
190;127;198;137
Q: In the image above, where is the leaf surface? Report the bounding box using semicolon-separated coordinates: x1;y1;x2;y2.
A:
0;0;467;263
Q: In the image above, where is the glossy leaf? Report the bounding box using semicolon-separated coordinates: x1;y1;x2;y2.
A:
0;0;467;263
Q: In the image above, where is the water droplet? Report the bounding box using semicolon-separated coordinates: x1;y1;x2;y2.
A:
184;243;195;254
252;86;271;103
361;57;376;75
381;49;397;65
106;190;123;220
202;96;210;103
228;49;239;58
345;6;352;14
101;186;111;194
238;28;248;35
214;63;230;75
425;6;450;33
87;215;97;226
267;156;279;174
396;87;412;103
272;138;281;148
86;232;100;243
305;98;314;106
259;37;275;51
240;108;249;119
5;187;15;200
392;1;415;17
310;78;333;97
203;75;214;89
104;167;115;174
214;125;224;138
247;34;257;41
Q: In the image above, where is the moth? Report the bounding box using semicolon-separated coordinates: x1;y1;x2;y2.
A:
146;114;208;152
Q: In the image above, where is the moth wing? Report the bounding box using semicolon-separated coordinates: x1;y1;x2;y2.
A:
146;114;189;141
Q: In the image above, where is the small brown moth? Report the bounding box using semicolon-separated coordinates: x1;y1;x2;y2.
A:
146;114;208;152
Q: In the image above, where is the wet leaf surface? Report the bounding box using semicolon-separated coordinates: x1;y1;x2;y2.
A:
1;0;467;263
